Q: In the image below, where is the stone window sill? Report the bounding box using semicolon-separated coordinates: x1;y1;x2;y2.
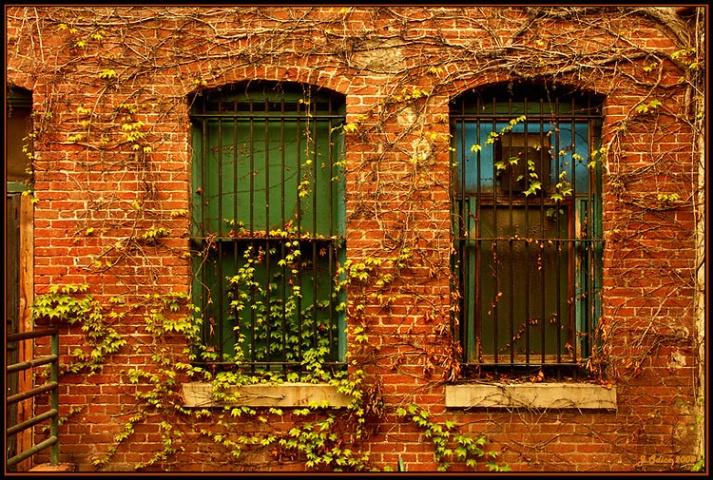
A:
445;382;617;411
181;382;352;408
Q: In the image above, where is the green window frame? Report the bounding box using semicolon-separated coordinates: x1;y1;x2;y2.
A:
450;83;604;377
190;81;347;376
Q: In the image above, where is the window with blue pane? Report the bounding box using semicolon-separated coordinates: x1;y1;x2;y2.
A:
450;83;604;376
189;81;347;376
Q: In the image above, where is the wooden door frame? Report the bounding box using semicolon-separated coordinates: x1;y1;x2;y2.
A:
6;188;34;471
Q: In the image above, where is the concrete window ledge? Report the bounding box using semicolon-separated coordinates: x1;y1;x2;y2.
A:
181;382;353;408
29;464;75;472
445;383;617;411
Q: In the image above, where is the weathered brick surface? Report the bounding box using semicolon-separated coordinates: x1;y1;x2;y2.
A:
5;6;702;473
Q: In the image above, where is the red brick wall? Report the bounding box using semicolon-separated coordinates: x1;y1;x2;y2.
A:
5;6;702;473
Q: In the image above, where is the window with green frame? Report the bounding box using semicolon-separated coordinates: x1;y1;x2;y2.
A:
7;85;33;192
189;81;347;376
450;82;604;377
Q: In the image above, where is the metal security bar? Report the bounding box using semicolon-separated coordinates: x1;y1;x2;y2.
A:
6;327;60;469
190;82;346;374
451;85;603;374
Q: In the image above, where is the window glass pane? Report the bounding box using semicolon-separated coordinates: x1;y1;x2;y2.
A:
197;240;341;368
454;122;590;194
6;87;32;187
472;207;572;363
199;118;338;237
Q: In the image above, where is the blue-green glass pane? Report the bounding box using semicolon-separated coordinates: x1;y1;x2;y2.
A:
455;122;591;195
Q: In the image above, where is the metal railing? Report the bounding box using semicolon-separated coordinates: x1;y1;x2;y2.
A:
6;327;60;469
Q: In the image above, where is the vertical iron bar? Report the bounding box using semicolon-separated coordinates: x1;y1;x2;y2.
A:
524;105;528;364
588;113;596;365
248;99;255;235
196;104;207;355
232;99;240;362
451;108;468;362
49;329;59;465
233;98;239;227
311;98;319;352
492;97;499;364
248;99;256;371
217;100;226;362
551;113;559;367
457;110;468;362
199;112;212;356
280;99;287;371
508;102;516;365
562;99;574;365
457;98;474;363
327;97;336;362
217;102;224;238
295;104;304;363
523;107;532;365
539;131;547;365
553;100;563;367
264;98;272;368
473;110;482;365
